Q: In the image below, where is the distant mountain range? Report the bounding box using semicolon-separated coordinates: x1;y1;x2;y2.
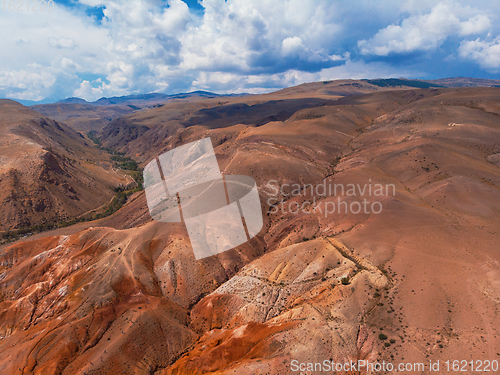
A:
55;77;500;106
8;77;500;107
28;90;248;133
14;90;247;107
57;90;225;106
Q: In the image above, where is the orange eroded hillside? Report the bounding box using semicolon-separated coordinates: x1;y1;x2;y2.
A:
0;100;134;232
0;82;499;374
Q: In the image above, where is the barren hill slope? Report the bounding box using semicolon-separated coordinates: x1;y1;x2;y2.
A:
30;91;224;133
0;100;133;232
0;83;499;374
97;80;445;164
29;103;138;133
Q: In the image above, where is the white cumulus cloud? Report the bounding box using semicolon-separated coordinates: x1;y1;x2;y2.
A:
48;37;77;49
1;0;499;102
459;37;500;71
358;3;491;56
281;36;305;56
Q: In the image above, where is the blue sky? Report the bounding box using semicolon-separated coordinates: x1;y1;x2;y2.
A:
1;0;499;103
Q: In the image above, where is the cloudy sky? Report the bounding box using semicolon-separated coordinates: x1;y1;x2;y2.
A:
1;0;499;103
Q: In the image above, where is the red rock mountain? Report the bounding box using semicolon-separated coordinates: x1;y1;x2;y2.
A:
0;81;499;374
